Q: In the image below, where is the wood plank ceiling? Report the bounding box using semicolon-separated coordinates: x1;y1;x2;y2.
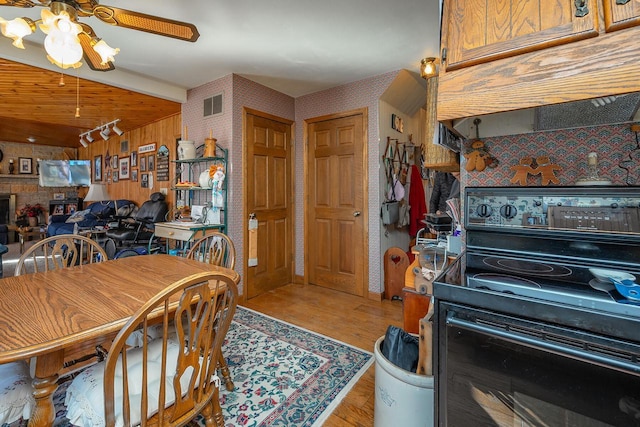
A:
0;58;181;148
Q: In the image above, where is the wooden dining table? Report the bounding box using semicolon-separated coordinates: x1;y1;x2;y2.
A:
0;254;240;427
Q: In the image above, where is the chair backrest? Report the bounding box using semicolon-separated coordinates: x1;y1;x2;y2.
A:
14;234;108;276
135;192;169;223
186;232;236;269
103;271;238;426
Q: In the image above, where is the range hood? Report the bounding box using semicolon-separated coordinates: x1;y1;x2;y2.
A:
534;93;640;131
452;92;640;139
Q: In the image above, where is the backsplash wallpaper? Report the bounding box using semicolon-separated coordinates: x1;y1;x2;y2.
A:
464;123;640;187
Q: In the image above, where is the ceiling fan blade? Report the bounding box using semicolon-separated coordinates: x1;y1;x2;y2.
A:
0;0;38;7
78;23;114;72
92;5;199;42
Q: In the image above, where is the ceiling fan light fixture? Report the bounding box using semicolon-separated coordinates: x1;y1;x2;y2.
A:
92;39;119;65
0;17;35;49
40;8;83;69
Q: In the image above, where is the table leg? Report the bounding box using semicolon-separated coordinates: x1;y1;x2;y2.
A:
28;350;64;427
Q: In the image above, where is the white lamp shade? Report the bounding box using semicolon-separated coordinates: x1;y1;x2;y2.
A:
40;9;83;69
0;17;35;49
92;39;119;65
84;183;110;202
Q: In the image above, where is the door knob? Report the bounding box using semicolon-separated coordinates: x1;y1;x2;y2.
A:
353;211;361;217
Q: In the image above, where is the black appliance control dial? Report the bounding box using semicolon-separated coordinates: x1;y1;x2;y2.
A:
610;203;619;209
500;204;518;219
476;204;493;218
534;200;542;207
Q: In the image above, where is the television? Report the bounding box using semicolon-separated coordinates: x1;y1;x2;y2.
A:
38;160;91;187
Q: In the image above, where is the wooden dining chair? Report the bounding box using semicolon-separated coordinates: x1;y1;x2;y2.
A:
14;234;110;370
186;232;236;270
64;271;238;427
186;232;236;391
0;361;34;424
14;234;108;276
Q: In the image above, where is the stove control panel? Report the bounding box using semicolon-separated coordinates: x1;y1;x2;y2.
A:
465;187;640;236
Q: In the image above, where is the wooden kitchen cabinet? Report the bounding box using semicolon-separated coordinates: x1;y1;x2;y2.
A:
442;0;599;72
437;0;640;122
603;0;640;31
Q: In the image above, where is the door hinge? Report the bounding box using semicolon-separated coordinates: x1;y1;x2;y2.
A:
441;48;447;63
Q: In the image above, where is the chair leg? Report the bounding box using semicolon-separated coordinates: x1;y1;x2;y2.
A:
201;386;224;427
218;349;234;391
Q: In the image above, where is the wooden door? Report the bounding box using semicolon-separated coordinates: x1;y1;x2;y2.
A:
245;109;293;299
306;110;367;296
442;0;599;71
603;0;640;32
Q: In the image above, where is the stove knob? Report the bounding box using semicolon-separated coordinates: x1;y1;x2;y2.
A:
476;204;493;218
556;202;562;206
534;200;542;207
500;204;518;219
610;203;619;209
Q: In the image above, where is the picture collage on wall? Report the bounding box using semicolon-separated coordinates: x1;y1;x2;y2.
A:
93;141;164;188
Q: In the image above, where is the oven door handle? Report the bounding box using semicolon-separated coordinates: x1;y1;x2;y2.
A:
447;314;639;375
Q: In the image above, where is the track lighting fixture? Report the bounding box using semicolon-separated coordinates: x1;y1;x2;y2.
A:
78;118;122;147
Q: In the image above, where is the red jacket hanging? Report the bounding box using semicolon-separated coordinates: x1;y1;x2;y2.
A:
408;165;427;237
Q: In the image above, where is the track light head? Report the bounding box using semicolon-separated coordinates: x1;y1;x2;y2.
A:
85;132;94;143
100;125;110;140
112;122;123;136
79;135;88;147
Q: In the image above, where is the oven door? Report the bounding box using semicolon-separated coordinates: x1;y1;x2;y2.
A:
436;302;640;427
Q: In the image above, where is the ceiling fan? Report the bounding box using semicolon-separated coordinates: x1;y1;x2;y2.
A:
0;0;199;71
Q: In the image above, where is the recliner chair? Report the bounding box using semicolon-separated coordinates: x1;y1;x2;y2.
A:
105;192;168;254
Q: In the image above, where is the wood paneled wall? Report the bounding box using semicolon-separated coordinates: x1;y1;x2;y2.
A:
78;114;181;210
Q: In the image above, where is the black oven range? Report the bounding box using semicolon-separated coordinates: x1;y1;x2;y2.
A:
433;187;640;427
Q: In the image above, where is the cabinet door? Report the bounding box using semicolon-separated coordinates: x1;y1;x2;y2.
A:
603;0;640;32
443;0;599;71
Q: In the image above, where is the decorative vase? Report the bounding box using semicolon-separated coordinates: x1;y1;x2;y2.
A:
199;170;212;189
28;216;37;227
204;137;217;158
177;140;196;160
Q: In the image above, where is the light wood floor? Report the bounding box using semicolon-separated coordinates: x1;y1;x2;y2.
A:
242;283;404;427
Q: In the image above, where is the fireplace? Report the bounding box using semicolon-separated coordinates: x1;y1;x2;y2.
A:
0;194;16;225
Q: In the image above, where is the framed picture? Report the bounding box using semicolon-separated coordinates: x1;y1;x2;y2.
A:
119;157;130;179
131;169;138;182
147;154;155;171
94;155;102;181
65;203;77;215
52;204;64;215
111;155;118;170
140;155;147;172
113;170;119;183
53;193;65;200
141;173;149;188
130;151;137;167
120;140;129;153
19;157;32;174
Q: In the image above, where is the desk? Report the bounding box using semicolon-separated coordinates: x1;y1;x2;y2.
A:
153;221;224;255
0;254;239;427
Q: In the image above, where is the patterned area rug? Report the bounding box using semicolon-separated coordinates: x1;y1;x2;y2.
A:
7;306;373;427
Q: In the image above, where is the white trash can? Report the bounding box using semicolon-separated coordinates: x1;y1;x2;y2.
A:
374;335;434;427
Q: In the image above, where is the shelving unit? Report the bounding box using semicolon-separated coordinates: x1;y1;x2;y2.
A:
170;146;227;231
